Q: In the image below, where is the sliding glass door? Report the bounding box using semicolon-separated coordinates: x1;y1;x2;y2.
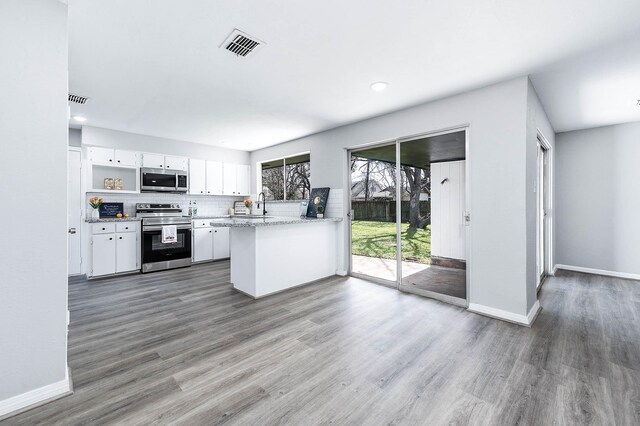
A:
349;129;469;305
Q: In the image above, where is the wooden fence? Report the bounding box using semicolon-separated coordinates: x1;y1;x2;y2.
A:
351;200;430;223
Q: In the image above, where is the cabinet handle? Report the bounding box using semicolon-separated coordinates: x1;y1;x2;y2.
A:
119;237;122;239
109;237;113;240
102;227;106;230
109;159;113;162
209;230;212;233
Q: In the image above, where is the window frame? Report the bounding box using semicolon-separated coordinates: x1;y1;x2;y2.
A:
258;151;311;201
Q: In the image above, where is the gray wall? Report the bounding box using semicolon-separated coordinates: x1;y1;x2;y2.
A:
82;126;250;165
251;77;539;317
69;128;82;147
555;122;640;275
526;81;555;311
0;0;69;401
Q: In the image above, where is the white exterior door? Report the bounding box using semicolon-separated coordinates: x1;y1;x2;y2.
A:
68;149;82;275
91;234;116;276
213;227;230;259
189;159;206;195
116;232;137;273
193;227;214;262
430;160;466;261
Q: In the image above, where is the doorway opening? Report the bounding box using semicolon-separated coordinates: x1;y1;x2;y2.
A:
536;134;550;288
348;128;468;306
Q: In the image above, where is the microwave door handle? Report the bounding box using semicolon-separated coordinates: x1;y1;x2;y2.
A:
175;173;179;191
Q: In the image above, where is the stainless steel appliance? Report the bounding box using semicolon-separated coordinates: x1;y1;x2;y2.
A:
141;168;188;193
137;203;192;273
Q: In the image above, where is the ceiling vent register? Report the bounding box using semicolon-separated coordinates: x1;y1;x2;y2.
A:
221;29;265;58
68;94;90;104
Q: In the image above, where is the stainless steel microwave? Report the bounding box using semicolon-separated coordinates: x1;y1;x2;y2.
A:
140;168;188;193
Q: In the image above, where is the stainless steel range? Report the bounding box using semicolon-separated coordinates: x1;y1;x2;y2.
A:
137;203;192;273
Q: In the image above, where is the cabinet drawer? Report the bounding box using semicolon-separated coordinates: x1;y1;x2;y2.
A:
116;222;137;233
193;220;212;228
92;223;116;234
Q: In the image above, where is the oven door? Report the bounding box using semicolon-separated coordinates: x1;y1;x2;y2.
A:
141;168;177;192
142;225;192;268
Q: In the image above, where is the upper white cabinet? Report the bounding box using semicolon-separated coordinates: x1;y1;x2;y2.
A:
141;153;166;169
141;153;188;171
165;156;189;171
206;161;223;195
236;165;250;196
89;147;138;167
223;163;237;195
189;159;206;195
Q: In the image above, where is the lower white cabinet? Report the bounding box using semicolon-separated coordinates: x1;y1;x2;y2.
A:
89;222;140;278
192;221;230;263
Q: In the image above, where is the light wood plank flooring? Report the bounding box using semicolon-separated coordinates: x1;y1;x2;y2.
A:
3;263;639;425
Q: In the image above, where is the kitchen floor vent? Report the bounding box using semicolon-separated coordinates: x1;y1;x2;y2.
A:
221;29;265;58
68;93;90;104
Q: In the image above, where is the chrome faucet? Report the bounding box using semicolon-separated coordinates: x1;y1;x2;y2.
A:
257;192;268;216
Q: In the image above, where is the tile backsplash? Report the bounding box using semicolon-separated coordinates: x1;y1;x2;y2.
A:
87;188;344;219
86;193;243;217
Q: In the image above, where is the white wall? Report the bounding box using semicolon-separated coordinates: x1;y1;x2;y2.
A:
0;0;69;407
555;121;640;276
82;126;250;165
526;81;555;311
251;77;539;318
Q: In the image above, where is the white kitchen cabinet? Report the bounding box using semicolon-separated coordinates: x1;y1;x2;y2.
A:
116;232;137;273
114;149;138;167
89;222;140;278
223;163;237;195
88;146;115;164
189;159;206;195
192;227;214;262
206;161;223;195
142;153;165;169
165;155;189;171
91;233;116;276
213;227;230;259
236;165;250;196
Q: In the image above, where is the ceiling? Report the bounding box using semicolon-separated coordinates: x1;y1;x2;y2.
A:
68;0;640;150
352;131;466;169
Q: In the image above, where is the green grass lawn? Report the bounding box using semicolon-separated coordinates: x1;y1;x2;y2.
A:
351;220;431;264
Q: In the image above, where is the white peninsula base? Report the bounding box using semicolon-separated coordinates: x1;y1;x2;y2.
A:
229;220;340;298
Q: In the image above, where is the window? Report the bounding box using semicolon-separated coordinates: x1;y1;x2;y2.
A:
261;153;310;200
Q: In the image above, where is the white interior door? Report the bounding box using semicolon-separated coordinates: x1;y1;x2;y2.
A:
536;142;548;286
68;149;82;275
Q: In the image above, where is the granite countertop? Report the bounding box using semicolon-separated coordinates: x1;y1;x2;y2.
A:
85;217;142;223
208;216;342;228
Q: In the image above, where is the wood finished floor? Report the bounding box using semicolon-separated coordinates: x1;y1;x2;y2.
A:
3;263;639;425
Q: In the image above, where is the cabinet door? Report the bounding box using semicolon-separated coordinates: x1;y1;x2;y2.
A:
206;161;223;195
116;232;138;273
114;149;138;167
213;227;230;260
88;147;115;164
223;163;237;195
189;159;206;195
165;156;188;171
91;234;116;276
142;153;165;169
193;227;214;262
236;165;250;196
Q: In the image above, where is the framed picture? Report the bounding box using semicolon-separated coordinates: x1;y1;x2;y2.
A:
306;187;330;218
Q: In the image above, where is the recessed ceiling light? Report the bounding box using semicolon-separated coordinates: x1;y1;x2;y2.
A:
370;82;388;92
72;116;87;122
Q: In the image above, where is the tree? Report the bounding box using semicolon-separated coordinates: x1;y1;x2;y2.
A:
403;166;430;230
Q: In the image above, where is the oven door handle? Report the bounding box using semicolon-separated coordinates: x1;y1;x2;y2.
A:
143;225;192;231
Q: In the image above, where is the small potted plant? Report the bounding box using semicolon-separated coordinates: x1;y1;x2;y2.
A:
244;199;253;215
316;205;325;218
89;196;103;219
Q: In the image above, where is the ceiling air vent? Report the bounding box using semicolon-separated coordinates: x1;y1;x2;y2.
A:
68;93;90;104
220;29;265;58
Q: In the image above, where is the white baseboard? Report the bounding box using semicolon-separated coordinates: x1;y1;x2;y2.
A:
335;269;348;277
555;264;640;281
0;366;72;420
468;300;541;327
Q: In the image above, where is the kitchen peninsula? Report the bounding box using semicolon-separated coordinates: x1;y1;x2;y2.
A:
209;216;342;298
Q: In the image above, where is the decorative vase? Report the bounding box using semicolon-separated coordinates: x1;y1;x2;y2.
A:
92;209;100;219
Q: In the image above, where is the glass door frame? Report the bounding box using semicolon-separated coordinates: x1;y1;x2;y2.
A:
346;125;470;306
